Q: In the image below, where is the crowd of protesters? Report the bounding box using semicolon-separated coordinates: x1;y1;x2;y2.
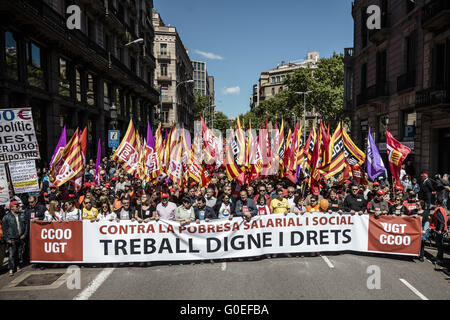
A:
0;157;449;276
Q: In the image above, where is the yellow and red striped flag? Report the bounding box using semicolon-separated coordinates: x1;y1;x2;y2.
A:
112;120;140;175
50;128;83;187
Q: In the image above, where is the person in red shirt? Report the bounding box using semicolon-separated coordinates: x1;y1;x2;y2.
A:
254;185;272;206
403;190;419;216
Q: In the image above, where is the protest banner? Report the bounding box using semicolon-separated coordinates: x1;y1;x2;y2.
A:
0;164;9;205
0;108;40;163
30;213;421;263
8;160;40;194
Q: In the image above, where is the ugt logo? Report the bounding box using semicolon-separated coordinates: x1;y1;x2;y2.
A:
366;5;381;30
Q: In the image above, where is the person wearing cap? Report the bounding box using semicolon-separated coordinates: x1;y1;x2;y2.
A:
156;193;177;221
343;184;367;215
368;190;389;218
305;186;323;207
2;201;27;276
48;185;60;202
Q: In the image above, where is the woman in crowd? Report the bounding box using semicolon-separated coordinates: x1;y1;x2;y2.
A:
97;202;116;221
291;196;306;215
135;193;156;223
388;196;405;216
256;195;271;215
175;197;195;226
44;200;63;222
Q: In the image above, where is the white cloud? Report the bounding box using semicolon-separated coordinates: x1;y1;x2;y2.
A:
222;86;240;95
194;49;224;60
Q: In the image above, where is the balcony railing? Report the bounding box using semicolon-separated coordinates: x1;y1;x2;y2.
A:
344;48;354;57
416;86;449;108
422;0;450;32
397;71;416;92
157;73;172;81
157;52;171;60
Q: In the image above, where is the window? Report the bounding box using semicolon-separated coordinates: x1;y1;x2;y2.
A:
87;73;95;106
129;97;133;117
130;56;136;74
402;110;416;141
406;0;415;13
87;18;95;41
160;63;168;76
376;50;387;84
271;77;275;83
271;88;275;96
160;43;167;55
276;76;280;83
405;31;417;74
76;69;82;102
361;63;367;91
5;31;18;80
361;8;368;48
162;105;170;123
279;87;283;93
104;82;110;110
58;57;70;97
26;41;45;89
378;114;388;142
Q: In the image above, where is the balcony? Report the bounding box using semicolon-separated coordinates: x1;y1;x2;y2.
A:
368;14;390;45
105;3;125;36
344;48;354;63
157;52;171;60
366;81;390;100
397;71;416;92
161;96;173;104
142;51;156;68
422;0;450;33
416;87;450;109
157;73;172;82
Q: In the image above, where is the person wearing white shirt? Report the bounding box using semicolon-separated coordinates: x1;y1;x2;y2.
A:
44;201;63;222
63;200;80;221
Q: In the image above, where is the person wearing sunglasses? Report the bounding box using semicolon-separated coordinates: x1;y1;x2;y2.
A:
81;198;98;222
253;185;272;206
343;184;367;215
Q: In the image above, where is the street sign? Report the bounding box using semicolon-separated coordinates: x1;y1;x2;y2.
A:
108;130;120;148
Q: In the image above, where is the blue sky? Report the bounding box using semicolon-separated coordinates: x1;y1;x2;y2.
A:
153;0;354;119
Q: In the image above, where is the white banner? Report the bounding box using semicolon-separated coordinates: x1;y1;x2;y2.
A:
0;164;9;205
8;160;39;194
0;108;40;163
30;214;423;263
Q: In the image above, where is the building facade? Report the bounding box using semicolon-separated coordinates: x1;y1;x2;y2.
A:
250;51;319;109
152;11;194;132
0;0;159;165
345;0;450;176
192;60;209;96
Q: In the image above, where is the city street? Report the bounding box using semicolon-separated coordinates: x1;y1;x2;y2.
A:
0;246;449;301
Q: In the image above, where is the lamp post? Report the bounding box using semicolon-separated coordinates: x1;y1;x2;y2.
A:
295;91;312;145
110;103;118;153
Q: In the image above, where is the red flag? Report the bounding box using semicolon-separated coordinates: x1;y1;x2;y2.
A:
386;130;411;189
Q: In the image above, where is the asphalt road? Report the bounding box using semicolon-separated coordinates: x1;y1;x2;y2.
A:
0;246;449;301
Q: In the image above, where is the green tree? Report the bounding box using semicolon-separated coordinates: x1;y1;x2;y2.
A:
241;52;348;132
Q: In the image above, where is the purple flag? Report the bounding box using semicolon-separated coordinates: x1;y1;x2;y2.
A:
366;127;386;181
95;139;101;184
49;126;67;169
146;122;155;148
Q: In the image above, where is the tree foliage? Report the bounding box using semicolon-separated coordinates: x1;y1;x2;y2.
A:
242;52;348;131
